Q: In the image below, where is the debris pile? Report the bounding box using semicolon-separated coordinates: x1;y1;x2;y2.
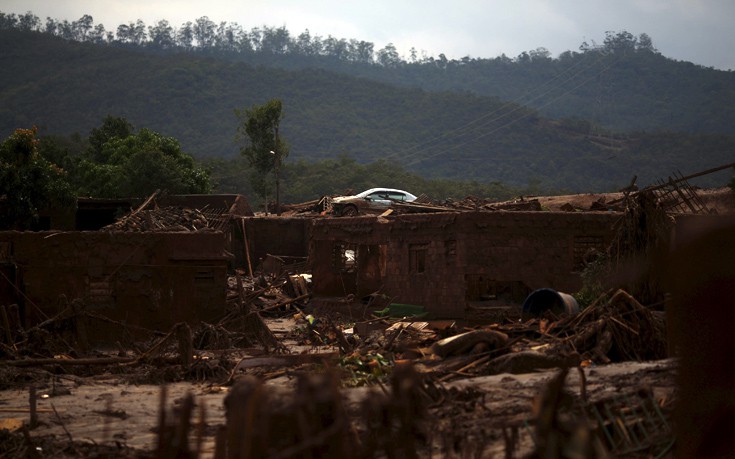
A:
325;288;668;384
556;289;667;363
0;267;676;459
99;189;237;231
439;195;543;212
492;289;663;376
529;368;674;458
102;206;214;232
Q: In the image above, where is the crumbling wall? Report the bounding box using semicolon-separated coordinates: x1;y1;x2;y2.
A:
310;211;619;318
0;231;229;343
241;217;311;270
457;212;617;292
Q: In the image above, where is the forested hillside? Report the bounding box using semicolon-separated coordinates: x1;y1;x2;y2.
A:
272;32;735;136
1;12;734;192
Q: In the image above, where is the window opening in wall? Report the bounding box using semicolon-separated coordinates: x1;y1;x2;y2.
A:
573;236;605;272
194;269;215;284
445;240;456;260
0;242;11;262
333;243;357;273
409;243;429;274
87;276;114;308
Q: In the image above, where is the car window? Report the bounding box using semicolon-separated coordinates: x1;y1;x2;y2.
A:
368;192;387;200
387;192;406;201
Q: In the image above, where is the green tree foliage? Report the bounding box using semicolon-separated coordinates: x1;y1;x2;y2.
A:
88;115;134;162
0;127;75;229
235;99;288;201
37;133;85;173
76;117;211;198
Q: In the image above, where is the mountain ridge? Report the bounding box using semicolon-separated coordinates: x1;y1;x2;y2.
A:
1;28;733;192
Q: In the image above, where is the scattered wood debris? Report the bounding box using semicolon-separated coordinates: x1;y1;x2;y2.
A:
0;189;692;458
102;206;215;232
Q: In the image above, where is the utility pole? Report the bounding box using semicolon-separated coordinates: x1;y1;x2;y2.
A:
273;125;281;216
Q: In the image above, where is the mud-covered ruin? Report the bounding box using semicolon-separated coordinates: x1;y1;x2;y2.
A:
308;211;619;318
1;186;734;458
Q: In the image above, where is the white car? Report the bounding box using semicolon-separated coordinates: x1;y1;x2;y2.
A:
331;188;418;216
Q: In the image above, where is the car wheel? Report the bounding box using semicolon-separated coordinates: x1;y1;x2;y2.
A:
342;205;358;217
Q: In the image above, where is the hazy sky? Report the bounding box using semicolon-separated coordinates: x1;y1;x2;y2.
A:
3;0;735;70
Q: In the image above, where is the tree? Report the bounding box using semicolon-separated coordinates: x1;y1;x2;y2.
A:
193;16;216;48
377;43;401;67
0;127;75;230
0;12;19;30
149;20;175;49
529;47;551;61
215;21;242;52
73;14;94;41
177;21;194;49
637;33;657;53
261;26;290;54
88;23;107;44
77;118;211;198
603;30;636;54
17;12;40;31
235;99;288;212
351;39;374;64
324;35;348;60
294;30;314;56
88;115;134;163
43;17;57;35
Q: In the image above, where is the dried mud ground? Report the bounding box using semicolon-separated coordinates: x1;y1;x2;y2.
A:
0;362;677;457
0;320;677;458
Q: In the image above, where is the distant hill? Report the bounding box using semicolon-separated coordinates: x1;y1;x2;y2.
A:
1;27;733;192
301;45;735;137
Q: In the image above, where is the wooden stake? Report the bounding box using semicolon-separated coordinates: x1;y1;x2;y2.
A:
213;425;227;459
176;323;193;366
70;299;89;353
29;386;37;429
240;218;253;277
1;304;12;345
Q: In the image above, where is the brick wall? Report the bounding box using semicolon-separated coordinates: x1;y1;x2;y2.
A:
240;217;311;269
310;211;620;318
0;231;229;342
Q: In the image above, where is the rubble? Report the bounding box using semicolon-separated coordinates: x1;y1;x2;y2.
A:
1;178;733;458
0;259;676;457
102;206;214;232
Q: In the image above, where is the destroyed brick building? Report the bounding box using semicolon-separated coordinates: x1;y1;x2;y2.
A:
0;231;230;343
0;194;257;342
0;204;622;339
308;211;620;318
3;178;724;338
36;193;254;231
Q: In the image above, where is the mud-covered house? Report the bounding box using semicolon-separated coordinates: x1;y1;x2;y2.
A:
308;211;620;319
0;194;254;344
0;231;230;343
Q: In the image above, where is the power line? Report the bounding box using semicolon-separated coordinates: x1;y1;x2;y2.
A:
403;52;620;168
382;50;611;164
